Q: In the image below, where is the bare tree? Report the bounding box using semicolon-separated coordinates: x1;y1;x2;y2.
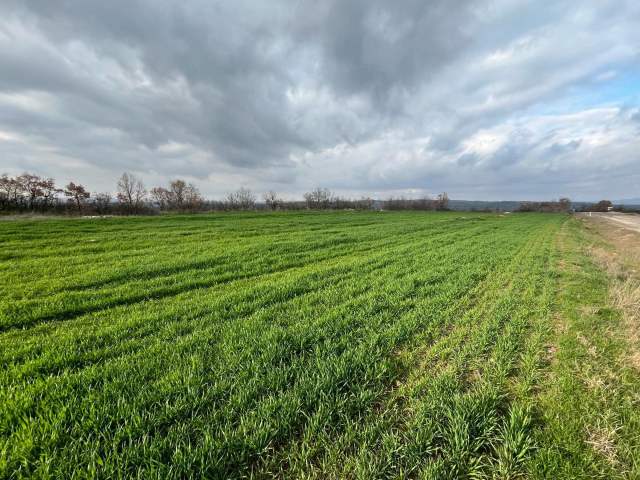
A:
167;179;188;209
0;174;9;211
0;174;26;211
357;197;375;210
419;195;433;211
92;191;112;214
7;173;61;212
303;187;332;210
227;187;255;211
225;191;238;211
18;173;45;211
333;195;353;210
117;172;147;214
262;190;282;211
435;192;450;211
382;195;409;211
150;187;171;211
179;181;204;212
64;183;90;212
150;180;203;213
40;178;62;212
7;176;24;210
558;197;572;213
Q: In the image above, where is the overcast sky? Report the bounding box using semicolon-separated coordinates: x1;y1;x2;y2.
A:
1;0;639;201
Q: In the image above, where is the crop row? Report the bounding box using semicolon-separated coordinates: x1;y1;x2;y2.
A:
0;212;565;478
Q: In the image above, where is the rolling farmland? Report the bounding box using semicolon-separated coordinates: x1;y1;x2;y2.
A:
1;212;639;478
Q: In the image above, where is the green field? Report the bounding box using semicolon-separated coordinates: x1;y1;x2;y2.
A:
1;212;639;478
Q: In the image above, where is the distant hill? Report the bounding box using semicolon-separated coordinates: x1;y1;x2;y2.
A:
613;198;640;205
448;200;527;212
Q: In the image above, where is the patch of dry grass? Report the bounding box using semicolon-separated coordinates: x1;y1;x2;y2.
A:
586;244;640;370
584;217;640;274
586;420;622;467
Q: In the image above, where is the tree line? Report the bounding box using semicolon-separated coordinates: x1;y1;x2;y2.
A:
573;200;639;213
518;198;637;214
380;193;450;211
518;198;573;213
1;172;455;215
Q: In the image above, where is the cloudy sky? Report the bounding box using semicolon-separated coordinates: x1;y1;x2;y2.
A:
1;0;639;201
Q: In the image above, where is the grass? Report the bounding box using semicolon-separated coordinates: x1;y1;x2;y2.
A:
529;218;640;479
0;211;638;478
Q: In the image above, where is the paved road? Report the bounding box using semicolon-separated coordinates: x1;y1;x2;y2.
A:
580;212;640;233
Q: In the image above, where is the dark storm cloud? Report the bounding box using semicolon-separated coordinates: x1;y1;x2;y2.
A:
291;0;474;108
0;0;639;199
1;0;309;167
